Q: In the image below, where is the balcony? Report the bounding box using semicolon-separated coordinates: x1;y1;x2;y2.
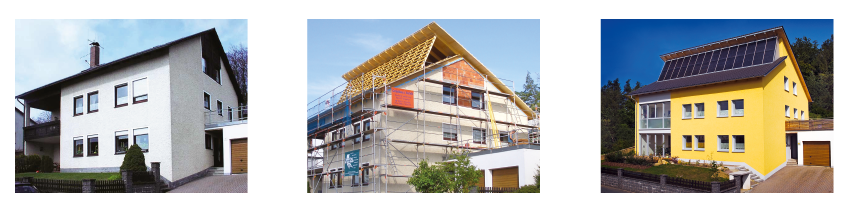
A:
205;105;248;129
24;120;60;140
786;119;833;131
639;101;671;129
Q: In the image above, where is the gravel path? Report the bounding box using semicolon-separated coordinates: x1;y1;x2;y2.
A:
168;174;247;193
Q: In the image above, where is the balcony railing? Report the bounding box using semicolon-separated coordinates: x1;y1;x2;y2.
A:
786;119;833;131
640;117;670;129
205;105;248;127
23;120;60;140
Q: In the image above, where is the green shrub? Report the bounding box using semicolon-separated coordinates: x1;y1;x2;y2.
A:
120;144;147;172
40;155;54;173
15;155;27;173
515;185;540;193
107;174;122;180
603;151;626;163
26;155;42;172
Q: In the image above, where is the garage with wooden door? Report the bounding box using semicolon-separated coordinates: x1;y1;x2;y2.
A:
803;141;831;167
491;167;518;188
231;138;248;173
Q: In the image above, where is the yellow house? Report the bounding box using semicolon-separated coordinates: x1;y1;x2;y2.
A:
628;26;812;181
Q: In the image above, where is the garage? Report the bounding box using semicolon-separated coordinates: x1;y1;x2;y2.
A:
231;139;248;174
491;167;518;188
802;141;830;167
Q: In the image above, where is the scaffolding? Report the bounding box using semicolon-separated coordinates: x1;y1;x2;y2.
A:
307;58;539;193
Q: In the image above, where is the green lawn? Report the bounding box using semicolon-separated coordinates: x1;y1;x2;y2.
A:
602;163;727;182
15;172;120;180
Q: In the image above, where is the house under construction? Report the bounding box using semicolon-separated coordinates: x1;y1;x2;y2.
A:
307;22;540;193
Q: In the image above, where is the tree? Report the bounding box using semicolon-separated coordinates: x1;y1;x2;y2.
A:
515;72;540;111
226;44;248;105
33;111;54;124
407;151;483;193
791;35;833;118
120;144;147;172
601;78;641;154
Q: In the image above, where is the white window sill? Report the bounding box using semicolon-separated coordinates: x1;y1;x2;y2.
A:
717;115;728;118
732;114;744;117
695;148;705;151
732;150;745;153
718;149;729;152
682;149;692;151
682;117;691;119
695;116;704;119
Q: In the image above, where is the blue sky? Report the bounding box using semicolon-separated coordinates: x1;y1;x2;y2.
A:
307;19;540;102
15;19;247;110
601;19;833;87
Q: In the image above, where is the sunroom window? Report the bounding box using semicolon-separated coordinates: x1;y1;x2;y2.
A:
640;101;670;129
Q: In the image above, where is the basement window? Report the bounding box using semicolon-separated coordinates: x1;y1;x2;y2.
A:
682;135;692;150
733;135;745;152
732;99;744;117
442;85;456;105
717;135;729;152
717;101;728;117
695;135;705;151
442;123;457;141
682;104;691;119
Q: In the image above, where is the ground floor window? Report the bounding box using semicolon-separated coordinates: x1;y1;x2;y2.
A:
733;135;745;152
205;134;213;150
718;135;729;152
87;135;99;156
473;128;486;144
682;135;692;150
73;137;84;157
442;123;457;141
134;128;149;152
361;165;371;185
695;135;705;151
115;131;129;154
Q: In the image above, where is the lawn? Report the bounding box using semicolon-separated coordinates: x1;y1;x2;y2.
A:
602;163;727;182
15;172;120;180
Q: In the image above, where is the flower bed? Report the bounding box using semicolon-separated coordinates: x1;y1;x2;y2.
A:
601;161;652;170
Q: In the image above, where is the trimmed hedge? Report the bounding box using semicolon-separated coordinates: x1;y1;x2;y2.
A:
515;185;540;193
15;155;27;173
120;144;147;172
26;155;41;172
40;155;54;173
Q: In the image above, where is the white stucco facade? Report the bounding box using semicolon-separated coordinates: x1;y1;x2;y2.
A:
470;147;540;188
219;123;248;175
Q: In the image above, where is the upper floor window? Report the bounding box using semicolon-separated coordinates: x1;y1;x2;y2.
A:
217;100;223;116
784;76;789;91
202;57;207;73
74;95;84;116
717;101;729;117
682;104;692;119
228;106;233;121
801;111;805;119
442;123;457;141
785;105;790;117
442;86;455;105
204;92;211;110
115;83;128;107
732;99;744;117
88;91;99;113
133;78;148;104
203;57;221;84
134;128;149;152
793;108;798;119
695;103;704;118
793;82;797;95
473;128;486;144
471;92;483;109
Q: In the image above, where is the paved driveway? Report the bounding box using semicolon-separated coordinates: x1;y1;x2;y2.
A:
750;166;832;193
168;174;247;193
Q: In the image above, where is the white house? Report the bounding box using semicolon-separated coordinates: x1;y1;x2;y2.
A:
16;28;248;188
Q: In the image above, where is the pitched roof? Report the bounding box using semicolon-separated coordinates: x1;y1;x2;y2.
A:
339;22;537;120
629;56;787;96
16;28;244;104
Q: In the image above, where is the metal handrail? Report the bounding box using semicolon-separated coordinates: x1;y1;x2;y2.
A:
205;105;248;125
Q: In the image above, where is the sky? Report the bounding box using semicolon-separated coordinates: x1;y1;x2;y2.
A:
601;19;833;87
307;19;540;102
15;19;248;111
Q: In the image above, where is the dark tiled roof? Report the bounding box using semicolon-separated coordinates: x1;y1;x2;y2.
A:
16;28;243;104
629;56;787;96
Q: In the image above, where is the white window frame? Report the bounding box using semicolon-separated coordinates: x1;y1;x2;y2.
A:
793;82;797;95
133;127;150;152
472;128;486;144
717;101;729;117
733;135;745;153
801;111;805;119
682;135;692;150
442;123;458;141
115;82;129;107
682;104;691;119
132;77;149;103
87;90;100;113
732;99;744;117
694;103;704;118
717;135;729;152
115;130;130;154
793;108;798;119
694;135;705;151
785;105;790;117
784;76;789;91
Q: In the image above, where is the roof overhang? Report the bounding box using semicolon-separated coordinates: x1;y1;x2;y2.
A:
341;22;537;120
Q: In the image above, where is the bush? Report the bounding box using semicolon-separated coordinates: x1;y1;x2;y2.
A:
15;155;27;173
516;184;540;193
26;155;42;172
40;155;54;173
120;144;147;172
107;174;122;180
603;151;626;163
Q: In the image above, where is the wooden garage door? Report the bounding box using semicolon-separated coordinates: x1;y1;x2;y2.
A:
231;139;248;173
491;167;518;188
803;141;831;167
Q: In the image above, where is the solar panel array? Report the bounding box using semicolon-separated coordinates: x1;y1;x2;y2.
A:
657;37;777;81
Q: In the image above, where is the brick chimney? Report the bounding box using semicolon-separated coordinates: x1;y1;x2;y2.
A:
89;42;100;68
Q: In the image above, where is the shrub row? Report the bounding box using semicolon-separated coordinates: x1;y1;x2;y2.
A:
15;155;55;173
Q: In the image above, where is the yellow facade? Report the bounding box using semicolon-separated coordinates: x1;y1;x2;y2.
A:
636;37;811;177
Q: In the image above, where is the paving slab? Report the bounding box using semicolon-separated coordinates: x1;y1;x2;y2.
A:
168;174;248;193
749;166;832;193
